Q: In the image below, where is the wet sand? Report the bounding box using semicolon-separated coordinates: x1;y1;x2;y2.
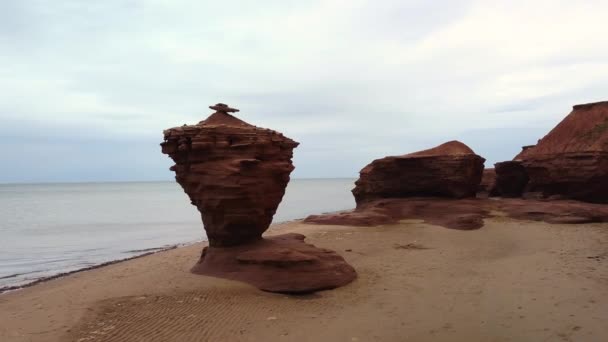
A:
1;217;607;342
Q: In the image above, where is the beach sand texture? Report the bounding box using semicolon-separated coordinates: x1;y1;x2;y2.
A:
1;218;607;342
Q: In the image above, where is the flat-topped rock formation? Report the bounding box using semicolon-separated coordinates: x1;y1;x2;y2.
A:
161;103;356;293
352;141;485;205
515;101;608;202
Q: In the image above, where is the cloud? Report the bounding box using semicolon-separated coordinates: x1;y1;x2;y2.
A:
1;0;607;183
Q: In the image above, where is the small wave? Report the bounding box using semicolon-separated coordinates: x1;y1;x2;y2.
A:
0;273;24;280
123;247;166;253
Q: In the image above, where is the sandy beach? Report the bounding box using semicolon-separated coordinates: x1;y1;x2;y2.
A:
1;217;607;342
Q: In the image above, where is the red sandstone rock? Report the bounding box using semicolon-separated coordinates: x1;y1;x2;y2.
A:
494;161;528;197
161;104;356;293
306;198;488;230
193;233;356;293
478;168;497;197
352;141;485;205
161;106;298;247
304;197;608;229
515;101;608;202
497;198;608;224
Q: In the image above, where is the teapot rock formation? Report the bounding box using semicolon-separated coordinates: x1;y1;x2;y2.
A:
161;103;298;247
161;104;356;293
515;101;608;202
352;141;485;205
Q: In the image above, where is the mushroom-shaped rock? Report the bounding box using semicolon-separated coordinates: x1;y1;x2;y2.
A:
160;104;356;293
352;141;486;205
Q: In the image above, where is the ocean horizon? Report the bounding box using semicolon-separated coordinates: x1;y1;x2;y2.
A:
0;179;356;290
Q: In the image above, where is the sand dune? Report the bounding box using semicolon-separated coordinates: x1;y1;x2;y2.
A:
1;218;607;342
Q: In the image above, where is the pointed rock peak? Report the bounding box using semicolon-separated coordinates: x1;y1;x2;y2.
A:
406;140;476;157
199;103;254;127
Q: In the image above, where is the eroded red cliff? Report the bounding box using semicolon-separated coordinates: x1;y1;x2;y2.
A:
515;101;608;202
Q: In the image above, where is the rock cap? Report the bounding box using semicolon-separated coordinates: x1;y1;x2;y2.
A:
209;103;239;113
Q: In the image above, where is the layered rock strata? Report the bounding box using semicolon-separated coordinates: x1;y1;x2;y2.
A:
306;198;489;230
352;141;485;205
161;103;356;293
304;197;608;229
515;101;608;202
161;103;298;247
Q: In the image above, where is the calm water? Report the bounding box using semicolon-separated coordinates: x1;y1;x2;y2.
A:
0;179;355;289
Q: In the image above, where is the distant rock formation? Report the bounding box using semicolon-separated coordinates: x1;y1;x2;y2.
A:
515;101;608;202
161;103;356;293
478;168;497;197
352;141;485;205
306;141;487;230
494;161;529;197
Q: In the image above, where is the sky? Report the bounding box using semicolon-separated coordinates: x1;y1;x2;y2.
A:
1;0;608;183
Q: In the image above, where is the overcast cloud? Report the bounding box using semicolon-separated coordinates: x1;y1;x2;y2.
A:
1;0;607;183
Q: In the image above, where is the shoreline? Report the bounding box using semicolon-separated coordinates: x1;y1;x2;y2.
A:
0;245;181;294
0;217;311;295
1;217;606;341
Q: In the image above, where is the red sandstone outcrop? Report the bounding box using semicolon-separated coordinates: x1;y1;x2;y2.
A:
478;168;497;197
193;233;355;293
494;161;529;197
304;197;608;229
352;141;485;205
161;103;356;293
161;103;298;247
515;101;608;202
306;198;488;230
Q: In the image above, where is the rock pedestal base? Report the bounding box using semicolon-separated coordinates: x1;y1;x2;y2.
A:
192;233;357;294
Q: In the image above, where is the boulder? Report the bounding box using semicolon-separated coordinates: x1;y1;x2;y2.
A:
494;161;528;197
352;141;485;205
193;233;356;293
515;101;608;203
161;104;356;293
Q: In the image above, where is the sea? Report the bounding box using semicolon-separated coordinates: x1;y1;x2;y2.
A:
0;179;356;290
